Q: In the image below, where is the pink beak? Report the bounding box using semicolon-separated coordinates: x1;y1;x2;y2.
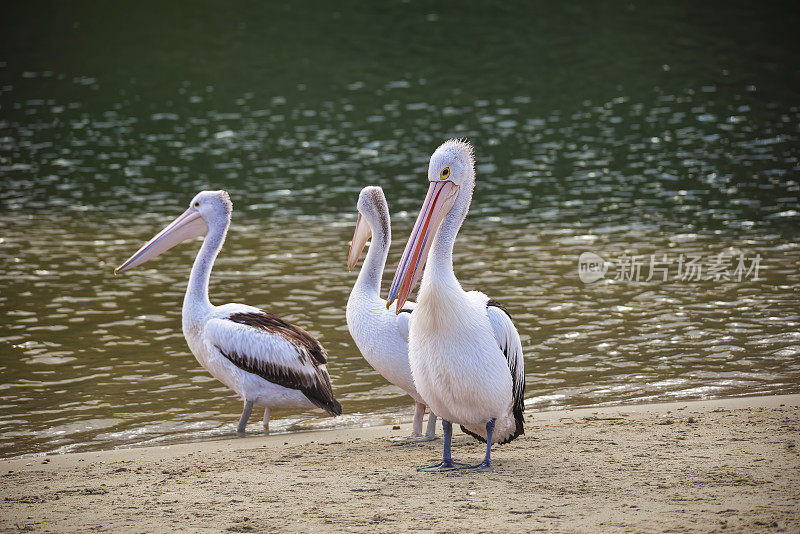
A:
347;212;371;271
115;207;208;274
386;180;459;312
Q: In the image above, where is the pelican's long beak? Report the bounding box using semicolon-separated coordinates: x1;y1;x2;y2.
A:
115;208;208;274
386;180;459;312
347;212;371;271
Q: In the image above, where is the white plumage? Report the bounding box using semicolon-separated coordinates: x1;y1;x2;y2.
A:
345;186;437;442
409;290;523;443
117;190;341;434
387;139;525;471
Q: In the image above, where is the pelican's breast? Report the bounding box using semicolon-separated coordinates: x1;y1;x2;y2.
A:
347;294;418;399
408;287;512;425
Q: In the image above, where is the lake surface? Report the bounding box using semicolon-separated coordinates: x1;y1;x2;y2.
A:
1;1;799;458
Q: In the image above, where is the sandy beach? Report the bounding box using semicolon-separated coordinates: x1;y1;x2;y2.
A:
2;394;798;533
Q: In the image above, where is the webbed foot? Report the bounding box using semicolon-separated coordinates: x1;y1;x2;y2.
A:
390;433;439;444
461;461;494;472
417;459;467;472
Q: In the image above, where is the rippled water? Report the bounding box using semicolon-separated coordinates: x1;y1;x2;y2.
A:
1;2;799;458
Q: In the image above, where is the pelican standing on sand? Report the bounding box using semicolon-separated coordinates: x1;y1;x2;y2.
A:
115;190;342;434
346;186;437;442
387;139;525;471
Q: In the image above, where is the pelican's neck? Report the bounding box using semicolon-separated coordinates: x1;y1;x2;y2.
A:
353;217;389;299
184;218;228;315
422;194;469;294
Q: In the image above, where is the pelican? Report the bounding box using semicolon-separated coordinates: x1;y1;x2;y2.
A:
115;190;342;434
346;186;437;443
386;139;525;471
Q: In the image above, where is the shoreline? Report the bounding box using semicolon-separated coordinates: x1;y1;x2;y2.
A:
3;392;797;467
6;392;795;463
2;393;799;532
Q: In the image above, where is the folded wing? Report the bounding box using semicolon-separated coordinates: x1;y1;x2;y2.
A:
205;310;342;415
486;299;525;442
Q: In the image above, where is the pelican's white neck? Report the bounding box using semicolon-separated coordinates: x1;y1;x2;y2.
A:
353;215;389;299
422;190;471;294
184;216;229;316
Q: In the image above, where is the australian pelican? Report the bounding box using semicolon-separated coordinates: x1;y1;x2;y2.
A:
115;190;342;434
346;186;437;442
386;139;525;471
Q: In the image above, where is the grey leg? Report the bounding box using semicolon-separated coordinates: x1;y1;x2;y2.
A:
462;419;495;472
412;402;425;436
237;400;253;434
424;411;438;439
418;419;466;471
263;407;270;435
390;402;438;443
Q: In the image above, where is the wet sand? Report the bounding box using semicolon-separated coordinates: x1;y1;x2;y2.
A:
2;394;798;533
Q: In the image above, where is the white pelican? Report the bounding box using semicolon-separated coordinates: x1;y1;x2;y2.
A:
115;190;342;434
386;139;525;471
346;186;437;443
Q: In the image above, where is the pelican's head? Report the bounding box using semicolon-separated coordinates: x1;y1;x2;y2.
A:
347;186;389;270
386;139;475;311
191;190;233;225
427;138;475;190
115;190;232;274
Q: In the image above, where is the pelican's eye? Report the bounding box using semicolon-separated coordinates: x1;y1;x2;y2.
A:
193;201;201;208
440;167;450;180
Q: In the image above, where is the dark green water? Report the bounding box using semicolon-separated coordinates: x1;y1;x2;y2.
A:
1;1;799;458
